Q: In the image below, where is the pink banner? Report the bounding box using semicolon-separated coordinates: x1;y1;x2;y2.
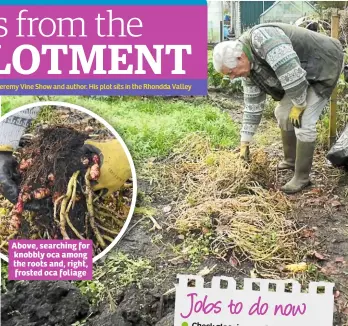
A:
8;240;93;280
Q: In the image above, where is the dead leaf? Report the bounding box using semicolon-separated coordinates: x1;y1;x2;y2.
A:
168;256;185;265
331;200;342;207
198;265;217;276
310;188;323;195
313;251;327;261
335;257;345;263
321;262;340;276
302;229;315;238
334;290;340;298
306;198;321;206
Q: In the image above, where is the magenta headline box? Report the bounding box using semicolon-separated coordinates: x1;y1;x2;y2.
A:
0;6;208;95
8;240;93;281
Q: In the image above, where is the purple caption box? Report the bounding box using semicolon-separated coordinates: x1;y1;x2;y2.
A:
1;6;207;80
8;240;93;281
0;6;207;96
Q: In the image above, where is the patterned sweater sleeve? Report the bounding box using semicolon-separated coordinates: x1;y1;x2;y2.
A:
250;26;309;107
241;77;266;142
0;107;41;150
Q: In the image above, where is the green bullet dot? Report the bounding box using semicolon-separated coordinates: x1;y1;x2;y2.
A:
182;323;189;326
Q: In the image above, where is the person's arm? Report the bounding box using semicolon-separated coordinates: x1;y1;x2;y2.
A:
0;107;41;205
241;78;266;142
240;77;266;160
250;26;309;127
0;107;41;151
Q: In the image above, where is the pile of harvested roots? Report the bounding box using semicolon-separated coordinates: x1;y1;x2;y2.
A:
146;133;304;277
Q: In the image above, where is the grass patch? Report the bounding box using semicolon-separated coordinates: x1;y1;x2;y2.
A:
27;106;63;132
255;120;280;147
1;99;11;116
74;252;152;307
2;96;240;162
170;234;213;269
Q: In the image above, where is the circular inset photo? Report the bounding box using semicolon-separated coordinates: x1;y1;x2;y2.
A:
0;101;137;261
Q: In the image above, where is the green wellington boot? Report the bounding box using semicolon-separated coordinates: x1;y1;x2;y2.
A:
278;130;297;170
281;140;315;194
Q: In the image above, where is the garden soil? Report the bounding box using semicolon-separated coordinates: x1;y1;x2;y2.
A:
1;94;348;326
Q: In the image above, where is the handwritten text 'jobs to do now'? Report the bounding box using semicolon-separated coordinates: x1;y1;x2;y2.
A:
180;293;307;319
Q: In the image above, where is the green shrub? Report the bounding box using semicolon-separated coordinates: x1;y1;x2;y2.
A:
1;100;11;116
208;61;224;87
208;52;243;94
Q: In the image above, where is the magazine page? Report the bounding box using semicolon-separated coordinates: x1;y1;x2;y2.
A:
0;1;347;325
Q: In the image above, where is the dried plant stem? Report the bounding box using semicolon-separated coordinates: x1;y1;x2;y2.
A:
102;234;114;242
96;223;120;235
59;171;79;239
85;168;106;248
0;232;18;250
95;207;124;227
54;195;65;223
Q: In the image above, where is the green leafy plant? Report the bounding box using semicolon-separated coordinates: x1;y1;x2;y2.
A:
208;61;243;93
74;279;106;306
1;100;11;116
208;61;224;87
74;252;153;308
171;234;213;269
1;261;9;293
103;252;153;288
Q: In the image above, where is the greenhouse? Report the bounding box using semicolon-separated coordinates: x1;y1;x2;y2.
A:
260;1;317;24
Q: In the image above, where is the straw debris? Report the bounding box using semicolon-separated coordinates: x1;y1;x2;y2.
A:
147;133;304;276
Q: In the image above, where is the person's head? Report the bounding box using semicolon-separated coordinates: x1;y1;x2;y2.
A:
212;40;251;79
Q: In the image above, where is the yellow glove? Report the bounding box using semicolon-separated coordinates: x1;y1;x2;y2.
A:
289;106;306;128
0;145;14;152
240;142;250;162
83;139;132;196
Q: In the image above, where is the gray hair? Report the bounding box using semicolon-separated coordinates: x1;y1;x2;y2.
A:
212;40;244;73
